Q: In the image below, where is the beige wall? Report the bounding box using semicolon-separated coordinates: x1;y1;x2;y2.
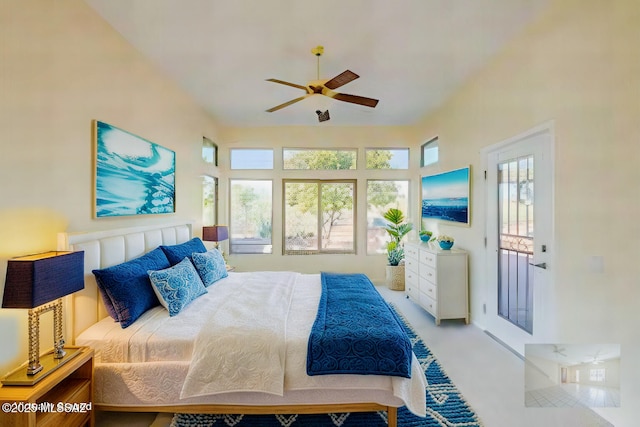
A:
411;0;639;422
0;0;222;374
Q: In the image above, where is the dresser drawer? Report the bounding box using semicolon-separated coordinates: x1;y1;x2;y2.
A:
419;249;437;268
405;244;419;260
420;278;437;300
419;264;436;282
419;292;437;316
405;267;419;287
405;256;419;274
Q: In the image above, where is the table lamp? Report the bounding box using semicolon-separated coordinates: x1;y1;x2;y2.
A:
202;225;228;247
2;251;84;385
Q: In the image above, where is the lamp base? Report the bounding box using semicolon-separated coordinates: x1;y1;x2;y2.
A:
1;347;82;386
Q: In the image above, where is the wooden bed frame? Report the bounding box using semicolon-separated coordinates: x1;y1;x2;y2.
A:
57;221;399;427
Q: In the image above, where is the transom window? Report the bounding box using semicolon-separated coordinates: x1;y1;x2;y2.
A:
421;137;439;167
230;149;274;170
283;149;357;170
202;137;218;165
366;148;409;169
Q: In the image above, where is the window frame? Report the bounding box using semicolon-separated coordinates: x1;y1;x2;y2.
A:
229;178;273;254
230;148;274;170
365;179;410;255
282;178;357;255
421;137;439;167
282;148;358;170
202;137;218;166
589;368;606;382
202;175;218;226
365;148;410;170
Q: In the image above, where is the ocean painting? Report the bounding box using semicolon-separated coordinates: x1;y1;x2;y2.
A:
421;167;470;225
94;121;175;217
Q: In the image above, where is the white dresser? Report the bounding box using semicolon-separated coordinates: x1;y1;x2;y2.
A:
404;241;469;325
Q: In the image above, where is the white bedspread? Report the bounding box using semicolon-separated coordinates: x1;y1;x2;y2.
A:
181;271;297;398
76;272;427;416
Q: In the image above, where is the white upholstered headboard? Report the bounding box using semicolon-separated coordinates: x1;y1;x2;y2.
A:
57;222;193;342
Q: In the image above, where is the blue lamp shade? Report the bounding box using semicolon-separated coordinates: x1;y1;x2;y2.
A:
202;226;229;243
2;251;85;309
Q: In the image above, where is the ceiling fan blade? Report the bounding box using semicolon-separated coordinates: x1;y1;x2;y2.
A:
266;78;309;92
330;92;379;108
265;95;310;112
323;70;359;90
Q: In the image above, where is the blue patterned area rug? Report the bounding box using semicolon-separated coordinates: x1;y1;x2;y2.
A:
171;305;483;427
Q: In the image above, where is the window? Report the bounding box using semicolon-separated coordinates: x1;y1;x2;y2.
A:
202;175;218;226
284;180;355;254
366;180;410;254
366;148;409;169
229;180;272;254
202;137;218;165
283;149;356;170
421;137;439;167
230;149;274;169
590;368;605;382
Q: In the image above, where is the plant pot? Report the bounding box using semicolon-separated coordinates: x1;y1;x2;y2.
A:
386;264;405;291
439;241;454;250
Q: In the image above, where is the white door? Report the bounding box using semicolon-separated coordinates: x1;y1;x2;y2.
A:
485;124;555;356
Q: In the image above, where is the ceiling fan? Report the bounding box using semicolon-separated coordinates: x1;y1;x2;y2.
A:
265;45;379;113
587;350;603;365
552;345;567;357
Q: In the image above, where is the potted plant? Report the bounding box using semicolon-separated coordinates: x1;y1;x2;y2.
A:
419;230;433;243
383;208;413;290
437;234;455;250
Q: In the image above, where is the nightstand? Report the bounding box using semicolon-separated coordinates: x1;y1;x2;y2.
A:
0;346;94;427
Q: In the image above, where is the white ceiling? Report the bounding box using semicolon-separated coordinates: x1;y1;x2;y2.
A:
525;344;621;367
84;0;550;127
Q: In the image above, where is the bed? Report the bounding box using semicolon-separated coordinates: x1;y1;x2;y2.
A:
57;222;426;426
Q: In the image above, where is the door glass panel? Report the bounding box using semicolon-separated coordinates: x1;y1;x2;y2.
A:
498;155;534;333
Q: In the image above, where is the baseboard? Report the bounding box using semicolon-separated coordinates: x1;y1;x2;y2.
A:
483;330;524;361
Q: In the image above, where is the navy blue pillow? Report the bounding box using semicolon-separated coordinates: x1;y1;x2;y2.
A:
92;247;171;328
160;237;207;265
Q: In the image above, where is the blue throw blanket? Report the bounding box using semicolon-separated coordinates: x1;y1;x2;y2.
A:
307;272;412;378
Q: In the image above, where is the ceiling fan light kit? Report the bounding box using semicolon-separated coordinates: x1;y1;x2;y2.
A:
266;46;379;114
316;110;330;122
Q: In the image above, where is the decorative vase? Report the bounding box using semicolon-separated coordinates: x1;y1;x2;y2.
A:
420;234;432;243
439;241;454;250
386;264;405;291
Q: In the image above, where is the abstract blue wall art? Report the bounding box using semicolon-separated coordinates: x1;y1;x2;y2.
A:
421;166;470;225
94;121;175;217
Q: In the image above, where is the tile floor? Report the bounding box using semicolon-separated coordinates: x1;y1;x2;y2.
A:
95;285;620;427
525;383;621;408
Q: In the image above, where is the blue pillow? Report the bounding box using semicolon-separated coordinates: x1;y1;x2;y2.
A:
191;249;228;286
92;247;170;328
160;237;207;265
148;258;207;316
